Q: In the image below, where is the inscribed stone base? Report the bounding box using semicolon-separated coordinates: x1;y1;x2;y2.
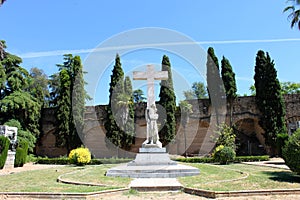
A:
4;151;15;169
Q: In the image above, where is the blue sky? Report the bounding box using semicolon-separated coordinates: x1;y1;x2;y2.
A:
0;0;299;105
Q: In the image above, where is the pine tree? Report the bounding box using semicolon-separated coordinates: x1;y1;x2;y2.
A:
221;56;237;126
254;50;287;155
206;47;224;125
158;55;176;146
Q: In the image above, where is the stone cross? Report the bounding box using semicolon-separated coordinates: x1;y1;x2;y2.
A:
133;65;168;108
133;65;168;148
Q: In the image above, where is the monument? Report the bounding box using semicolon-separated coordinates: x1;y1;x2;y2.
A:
0;125;18;169
106;65;199;178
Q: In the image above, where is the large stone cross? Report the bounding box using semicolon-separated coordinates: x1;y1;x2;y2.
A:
133;65;168;108
133;65;168;148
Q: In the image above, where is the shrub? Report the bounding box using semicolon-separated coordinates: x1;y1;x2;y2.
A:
36;157;70;165
282;129;300;174
14;140;29;167
0;136;10;169
69;147;91;166
173;155;269;163
213;145;236;165
276;133;289;157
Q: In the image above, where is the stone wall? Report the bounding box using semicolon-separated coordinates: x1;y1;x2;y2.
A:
36;94;300;158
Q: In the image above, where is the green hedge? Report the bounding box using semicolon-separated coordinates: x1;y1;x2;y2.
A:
14;140;29;167
0;136;10;169
174;155;269;163
36;157;133;165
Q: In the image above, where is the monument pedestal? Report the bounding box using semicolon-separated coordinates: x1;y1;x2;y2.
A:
4;150;15;169
106;147;199;178
128;147;176;166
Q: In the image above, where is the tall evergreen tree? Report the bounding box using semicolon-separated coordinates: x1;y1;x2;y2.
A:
122;76;135;149
0;41;41;138
254;50;287;154
206;47;224;125
56;69;71;149
104;54;125;154
158;55;176;146
221;56;237;126
55;54;85;152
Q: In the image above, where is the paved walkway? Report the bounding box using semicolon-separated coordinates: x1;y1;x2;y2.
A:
242;157;290;170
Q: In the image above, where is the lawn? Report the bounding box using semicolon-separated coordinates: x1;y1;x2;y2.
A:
179;163;300;191
0;165;130;193
1;163;300;193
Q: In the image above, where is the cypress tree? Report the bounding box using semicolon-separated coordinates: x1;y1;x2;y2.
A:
122;76;135;149
158;55;176;146
221;56;237;126
254;50;287;155
55;54;84;152
104;54;125;154
206;47;224;125
56;69;71;150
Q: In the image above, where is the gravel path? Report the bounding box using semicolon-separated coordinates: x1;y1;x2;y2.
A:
0;162;63;175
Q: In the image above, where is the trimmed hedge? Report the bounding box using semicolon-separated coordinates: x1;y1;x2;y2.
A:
174;155;269;163
0;136;10;169
36;157;133;165
283;129;300;174
14;140;29;167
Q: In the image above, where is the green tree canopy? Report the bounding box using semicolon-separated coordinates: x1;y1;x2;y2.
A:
284;0;300;29
254;50;287;154
183;82;207;100
158;55;176;146
133;89;146;103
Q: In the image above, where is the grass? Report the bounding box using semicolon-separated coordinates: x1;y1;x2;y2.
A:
0;165;130;193
1;163;300;193
179;163;300;191
59;164;131;187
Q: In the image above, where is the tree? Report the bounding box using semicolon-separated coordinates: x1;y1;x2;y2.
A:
158;55;176;146
221;56;237;126
133;89;146;103
254;50;287;155
0;41;41;139
28;67;50;107
122;76;135;149
284;0;300;29
183;82;207;100
104;54;128;156
280;82;300;94
179;100;193;157
206;47;224;125
55;54;85;152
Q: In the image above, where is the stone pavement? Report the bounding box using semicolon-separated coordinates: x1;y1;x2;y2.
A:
242;157;290;170
130;178;182;191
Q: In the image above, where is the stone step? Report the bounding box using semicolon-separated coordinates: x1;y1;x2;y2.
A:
130;178;182;191
106;163;200;178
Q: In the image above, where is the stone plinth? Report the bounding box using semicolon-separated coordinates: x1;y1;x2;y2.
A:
106;147;200;178
4;151;15;169
128;147;176;166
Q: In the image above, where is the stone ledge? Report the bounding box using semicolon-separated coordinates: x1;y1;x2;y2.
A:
183;187;300;199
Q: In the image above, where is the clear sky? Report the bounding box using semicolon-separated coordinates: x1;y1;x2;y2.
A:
0;0;299;105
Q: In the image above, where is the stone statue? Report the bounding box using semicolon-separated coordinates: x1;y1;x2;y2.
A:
133;65;168;148
0;125;18;151
145;104;159;145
